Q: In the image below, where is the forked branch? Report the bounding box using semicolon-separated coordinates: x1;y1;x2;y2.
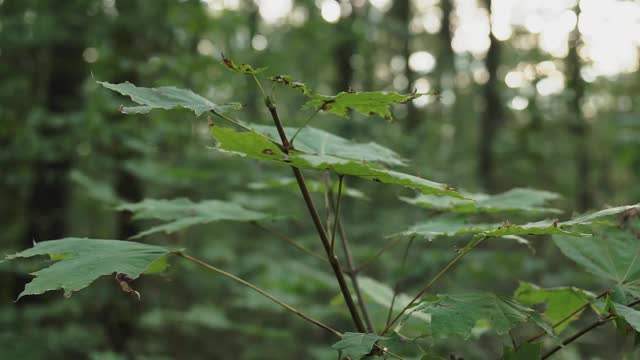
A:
381;235;489;335
541;297;640;359
178;252;341;336
260;89;366;332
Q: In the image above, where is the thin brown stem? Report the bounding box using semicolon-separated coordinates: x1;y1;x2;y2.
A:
380;348;407;360
264;96;366;332
178;252;340;337
251;222;328;263
290;108;321;145
541;297;640;359
324;175;375;333
526;289;609;343
209;110;253;132
265;96;292;150
356;236;405;273
330;175;344;253
252;74;267;100
385;237;415;329
381;236;488;335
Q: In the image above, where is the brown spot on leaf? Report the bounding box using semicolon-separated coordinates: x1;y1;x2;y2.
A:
271;75;290;85
221;53;233;68
207;118;215;127
262;149;275;155
498;220;512;229
115;273;140;301
320;100;335;111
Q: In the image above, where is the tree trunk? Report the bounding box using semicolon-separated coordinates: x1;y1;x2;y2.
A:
334;10;356;93
478;0;502;192
566;4;591;211
22;36;85;269
436;0;455;94
334;1;357;136
391;0;419;130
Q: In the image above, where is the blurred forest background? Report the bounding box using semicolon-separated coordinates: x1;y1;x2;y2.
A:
1;0;639;359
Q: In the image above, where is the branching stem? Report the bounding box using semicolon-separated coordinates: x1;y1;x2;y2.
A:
330;175;344;253
252;74;267;100
290;108;321;145
178;252;340;337
324;175;375;333
525;289;609;343
263;93;365;332
356;236;405;273
385;236;414;329
541;297;640;359
381;236;488;335
210;110;253;132
252;222;328;263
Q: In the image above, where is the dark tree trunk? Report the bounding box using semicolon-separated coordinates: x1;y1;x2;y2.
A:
23;43;84;261
334;1;357;136
361;4;375;92
436;0;455;92
334;4;356;93
478;0;502;192
436;0;457;157
391;0;419;130
566;4;591;211
96;1;165;354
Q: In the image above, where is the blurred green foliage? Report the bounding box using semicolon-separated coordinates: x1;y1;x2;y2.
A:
1;0;639;359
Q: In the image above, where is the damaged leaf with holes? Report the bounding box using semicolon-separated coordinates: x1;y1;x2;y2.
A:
269;74;425;122
4;238;176;299
210;126;466;199
253;124;407;166
270;75;314;96
221;54;267;75
304;91;425;121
